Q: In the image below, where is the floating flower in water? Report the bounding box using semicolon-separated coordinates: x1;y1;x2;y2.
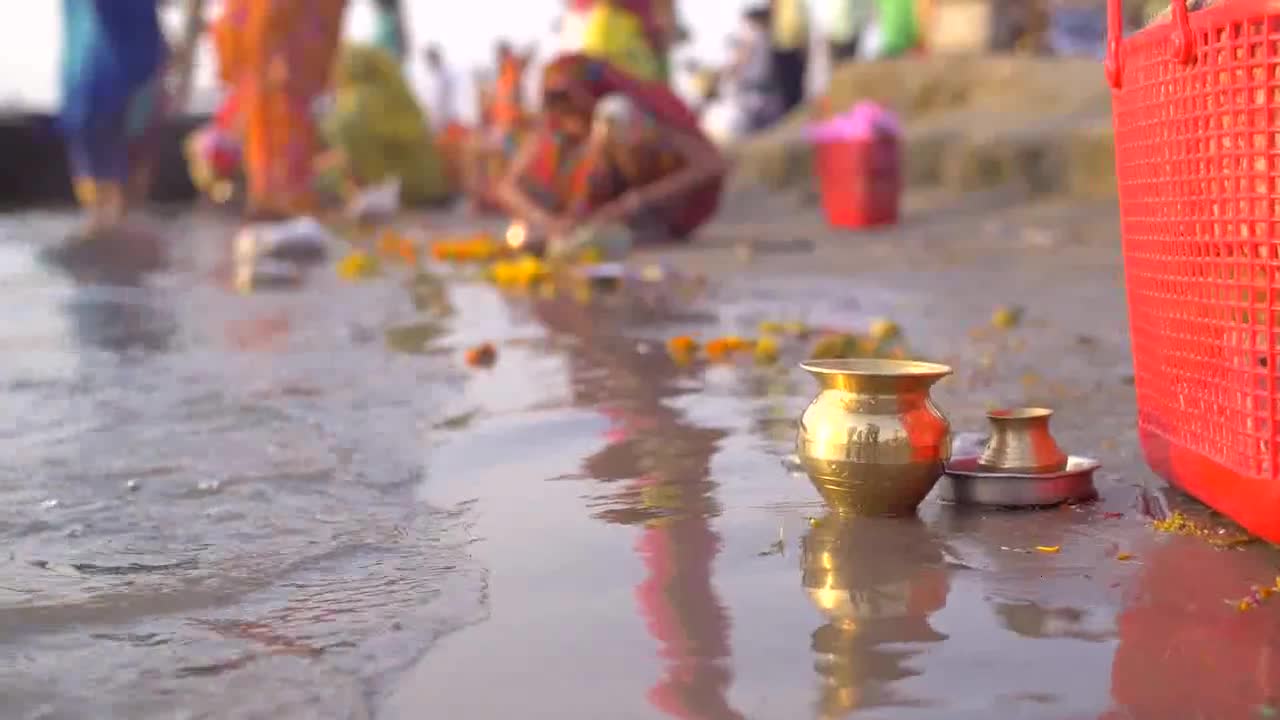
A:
706;336;752;363
869;318;901;341
489;255;549;288
1233;576;1280;612
992;305;1025;330
754;335;780;365
336;250;379;280
1115;552;1134;561
464;342;497;368
666;335;699;364
377;230;418;265
781;321;810;337
432;234;500;263
810;332;859;360
758;320;786;336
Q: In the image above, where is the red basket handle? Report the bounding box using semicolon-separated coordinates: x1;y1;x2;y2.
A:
1106;0;1195;90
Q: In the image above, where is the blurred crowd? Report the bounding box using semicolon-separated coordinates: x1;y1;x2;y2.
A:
682;0;1121;145
58;0;1124;249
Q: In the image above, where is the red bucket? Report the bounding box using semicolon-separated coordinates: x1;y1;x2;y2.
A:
813;135;901;230
1107;0;1280;542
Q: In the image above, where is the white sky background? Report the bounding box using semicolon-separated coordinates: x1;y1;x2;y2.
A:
0;0;789;119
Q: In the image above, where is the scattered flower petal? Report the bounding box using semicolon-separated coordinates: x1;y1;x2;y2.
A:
754;336;780;365
464;343;497;368
992;305;1024;330
868;318;901;341
337;251;379;280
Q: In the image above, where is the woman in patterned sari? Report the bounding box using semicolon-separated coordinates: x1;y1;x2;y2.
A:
495;53;724;254
212;0;348;219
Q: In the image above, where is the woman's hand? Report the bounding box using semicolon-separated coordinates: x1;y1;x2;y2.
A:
582;190;647;228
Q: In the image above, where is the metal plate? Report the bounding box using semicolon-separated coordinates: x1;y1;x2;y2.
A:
939;455;1100;508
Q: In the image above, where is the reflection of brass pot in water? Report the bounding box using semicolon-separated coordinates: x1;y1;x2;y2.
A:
977;407;1068;474
801;513;950;717
796;359;953;516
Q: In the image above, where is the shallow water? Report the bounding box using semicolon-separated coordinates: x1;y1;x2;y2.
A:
1;212;487;719
4;210;1280;720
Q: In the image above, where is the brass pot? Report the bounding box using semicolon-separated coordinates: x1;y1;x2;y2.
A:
977;407;1068;474
796;359;953;516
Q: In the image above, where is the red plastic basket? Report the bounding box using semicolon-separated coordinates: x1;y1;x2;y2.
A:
1107;0;1280;542
813;136;901;229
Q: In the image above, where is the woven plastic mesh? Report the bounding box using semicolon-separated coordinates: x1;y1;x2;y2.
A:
1113;5;1280;481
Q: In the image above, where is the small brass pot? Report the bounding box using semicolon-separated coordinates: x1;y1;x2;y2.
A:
977;407;1068;474
796;359;953;516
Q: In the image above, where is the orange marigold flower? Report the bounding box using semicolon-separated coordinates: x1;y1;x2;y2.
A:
464;342;497;368
666;336;699;362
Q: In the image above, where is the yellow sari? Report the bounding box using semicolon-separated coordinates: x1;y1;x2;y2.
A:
580;1;661;82
322;45;454;206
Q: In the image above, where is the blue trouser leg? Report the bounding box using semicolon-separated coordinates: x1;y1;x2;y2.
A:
68;107;128;183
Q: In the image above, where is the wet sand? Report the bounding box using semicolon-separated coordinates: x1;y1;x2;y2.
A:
387;189;1280;720
3;192;1280;719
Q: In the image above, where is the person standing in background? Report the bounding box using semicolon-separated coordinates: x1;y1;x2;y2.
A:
59;0;167;236
372;0;406;63
770;0;810;115
819;0;872;62
862;0;920;59
420;45;456;131
565;0;683;84
579;0;662;83
212;0;349;219
696;6;780;146
419;44;467;190
733;6;782;132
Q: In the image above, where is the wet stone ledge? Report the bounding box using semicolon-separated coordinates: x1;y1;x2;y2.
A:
0;113;205;209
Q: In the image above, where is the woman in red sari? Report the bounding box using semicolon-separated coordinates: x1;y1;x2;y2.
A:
496;53;724;251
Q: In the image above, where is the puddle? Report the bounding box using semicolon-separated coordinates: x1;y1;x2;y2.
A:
3;211;1280;719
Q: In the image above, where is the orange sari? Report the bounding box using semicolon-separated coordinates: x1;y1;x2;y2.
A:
212;0;347;216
